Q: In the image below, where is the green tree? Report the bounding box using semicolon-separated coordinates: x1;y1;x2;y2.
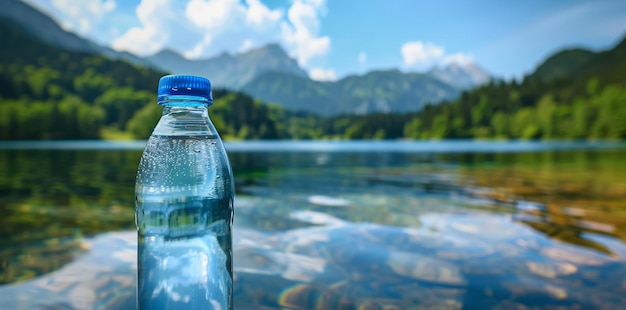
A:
511;108;540;139
430;114;449;139
491;112;509;138
95;87;153;130
127;104;161;139
403;118;421;139
536;94;556;139
590;86;626;138
471;95;490;127
73;68;115;102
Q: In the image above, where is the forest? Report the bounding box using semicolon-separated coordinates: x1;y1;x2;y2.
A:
1;16;625;141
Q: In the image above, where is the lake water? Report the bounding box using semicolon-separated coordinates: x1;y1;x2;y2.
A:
0;140;625;309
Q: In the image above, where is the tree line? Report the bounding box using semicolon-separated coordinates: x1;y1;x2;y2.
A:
1;69;625;141
1;16;625;141
129;77;626;141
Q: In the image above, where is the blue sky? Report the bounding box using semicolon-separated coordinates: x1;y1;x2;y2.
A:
23;0;626;81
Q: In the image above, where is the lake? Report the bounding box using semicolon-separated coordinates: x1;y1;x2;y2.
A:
1;140;626;309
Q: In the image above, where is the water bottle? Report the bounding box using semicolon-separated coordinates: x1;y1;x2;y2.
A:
135;75;234;310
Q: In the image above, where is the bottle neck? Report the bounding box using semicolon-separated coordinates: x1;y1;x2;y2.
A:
161;105;208;116
153;101;217;137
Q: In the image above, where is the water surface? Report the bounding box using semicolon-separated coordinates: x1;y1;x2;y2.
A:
0;140;625;309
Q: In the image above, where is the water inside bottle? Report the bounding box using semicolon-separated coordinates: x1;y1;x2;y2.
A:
136;135;233;309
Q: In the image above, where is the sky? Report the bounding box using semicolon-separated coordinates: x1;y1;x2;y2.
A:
22;0;626;81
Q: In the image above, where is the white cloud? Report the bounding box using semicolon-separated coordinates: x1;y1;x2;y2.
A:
443;53;474;66
111;0;335;76
112;0;330;68
246;0;282;27
401;41;445;67
401;41;475;69
182;0;286;58
280;0;331;66
112;0;286;58
358;51;367;71
112;0;180;56
309;68;337;81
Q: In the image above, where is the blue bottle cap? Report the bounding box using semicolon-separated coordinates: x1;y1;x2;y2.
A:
157;75;213;105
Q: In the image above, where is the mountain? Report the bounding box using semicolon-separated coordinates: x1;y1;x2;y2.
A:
5;0;486;117
529;35;626;87
146;44;308;89
0;0;152;67
241;69;460;116
429;62;491;89
0;12;167;139
0;13;283;141
403;33;626;140
4;0;491;119
579;35;626;86
530;48;596;82
149;43;489;115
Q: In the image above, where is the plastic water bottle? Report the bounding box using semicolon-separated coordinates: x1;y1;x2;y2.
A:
135;75;234;310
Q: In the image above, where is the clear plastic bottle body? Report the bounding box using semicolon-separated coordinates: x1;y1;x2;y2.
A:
135;99;234;310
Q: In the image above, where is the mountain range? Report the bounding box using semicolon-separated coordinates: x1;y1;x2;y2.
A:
4;0;493;116
240;70;462;115
146;46;491;115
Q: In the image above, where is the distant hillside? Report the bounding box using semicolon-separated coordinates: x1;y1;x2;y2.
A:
242;69;461;116
529;36;626;87
0;0;152;67
146;44;308;89
573;36;626;87
337;69;463;114
0;14;281;141
0;14;165;139
403;34;626;140
530;48;596;82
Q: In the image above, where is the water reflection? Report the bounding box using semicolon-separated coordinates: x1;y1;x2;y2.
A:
0;149;140;285
0;143;625;309
456;150;626;256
